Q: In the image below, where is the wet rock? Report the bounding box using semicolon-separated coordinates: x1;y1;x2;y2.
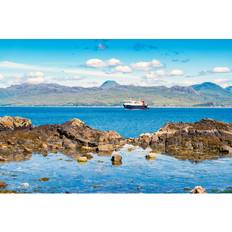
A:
0;116;32;131
97;144;114;152
39;177;50;182
191;186;207;194
0;155;7;162
0;181;7;188
134;119;232;161
0;190;17;194
81;146;96;152
111;154;122;165
82;153;93;160
77;156;88;162
0;117;125;162
145;152;156;160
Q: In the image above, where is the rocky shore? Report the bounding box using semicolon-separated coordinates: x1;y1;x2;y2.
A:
0;116;232;162
0;116;125;162
133;118;232;161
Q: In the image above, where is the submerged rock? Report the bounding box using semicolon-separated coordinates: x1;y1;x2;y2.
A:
0;181;7;189
191;186;207;194
39;177;49;182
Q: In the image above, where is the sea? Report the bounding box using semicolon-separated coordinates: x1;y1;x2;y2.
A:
1;106;232;193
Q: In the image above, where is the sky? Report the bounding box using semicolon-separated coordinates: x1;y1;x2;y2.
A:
0;39;232;88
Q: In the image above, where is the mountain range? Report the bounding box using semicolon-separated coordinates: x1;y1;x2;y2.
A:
0;80;232;106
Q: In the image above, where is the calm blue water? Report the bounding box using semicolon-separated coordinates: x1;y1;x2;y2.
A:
1;107;232;138
1;107;232;193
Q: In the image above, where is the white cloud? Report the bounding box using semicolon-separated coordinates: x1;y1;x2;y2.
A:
144;72;158;79
212;66;231;73
132;61;152;70
26;71;45;84
144;70;166;79
106;58;121;66
114;65;132;73
0;61;40;70
0;74;4;80
86;59;106;68
131;59;163;71
151;59;163;67
86;58;121;68
169;69;185;76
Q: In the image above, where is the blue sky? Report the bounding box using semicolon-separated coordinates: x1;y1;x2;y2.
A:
0;39;232;88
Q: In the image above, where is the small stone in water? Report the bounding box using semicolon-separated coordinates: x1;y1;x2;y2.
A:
0;181;7;189
39;177;50;182
77;156;88;162
145;152;156;160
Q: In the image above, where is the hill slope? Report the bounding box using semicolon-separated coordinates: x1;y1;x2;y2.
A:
0;81;231;106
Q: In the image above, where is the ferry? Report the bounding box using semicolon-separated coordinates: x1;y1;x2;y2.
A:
123;99;148;110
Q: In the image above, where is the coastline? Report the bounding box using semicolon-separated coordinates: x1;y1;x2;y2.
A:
0;105;232;109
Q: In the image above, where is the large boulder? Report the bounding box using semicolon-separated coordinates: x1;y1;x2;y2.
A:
58;118;123;149
0;116;32;131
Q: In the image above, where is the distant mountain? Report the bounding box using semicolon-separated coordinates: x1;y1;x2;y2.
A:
192;82;231;98
100;80;120;89
0;81;232;106
225;86;232;93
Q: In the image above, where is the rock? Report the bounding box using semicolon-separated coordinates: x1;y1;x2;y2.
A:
134;119;232;161
39;177;49;182
0;181;7;189
111;154;122;165
0;190;17;194
23;147;32;154
41;143;48;150
82;153;93;160
0;116;32;131
81;146;96;152
145;152;156;160
77;156;88;162
58;119;123;148
191;186;207;194
0;116;125;162
0;155;6;162
97;144;114;152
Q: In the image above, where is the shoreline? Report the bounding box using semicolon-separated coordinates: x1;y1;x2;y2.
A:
0;105;232;109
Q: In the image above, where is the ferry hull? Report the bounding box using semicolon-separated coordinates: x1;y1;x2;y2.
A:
123;104;148;110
